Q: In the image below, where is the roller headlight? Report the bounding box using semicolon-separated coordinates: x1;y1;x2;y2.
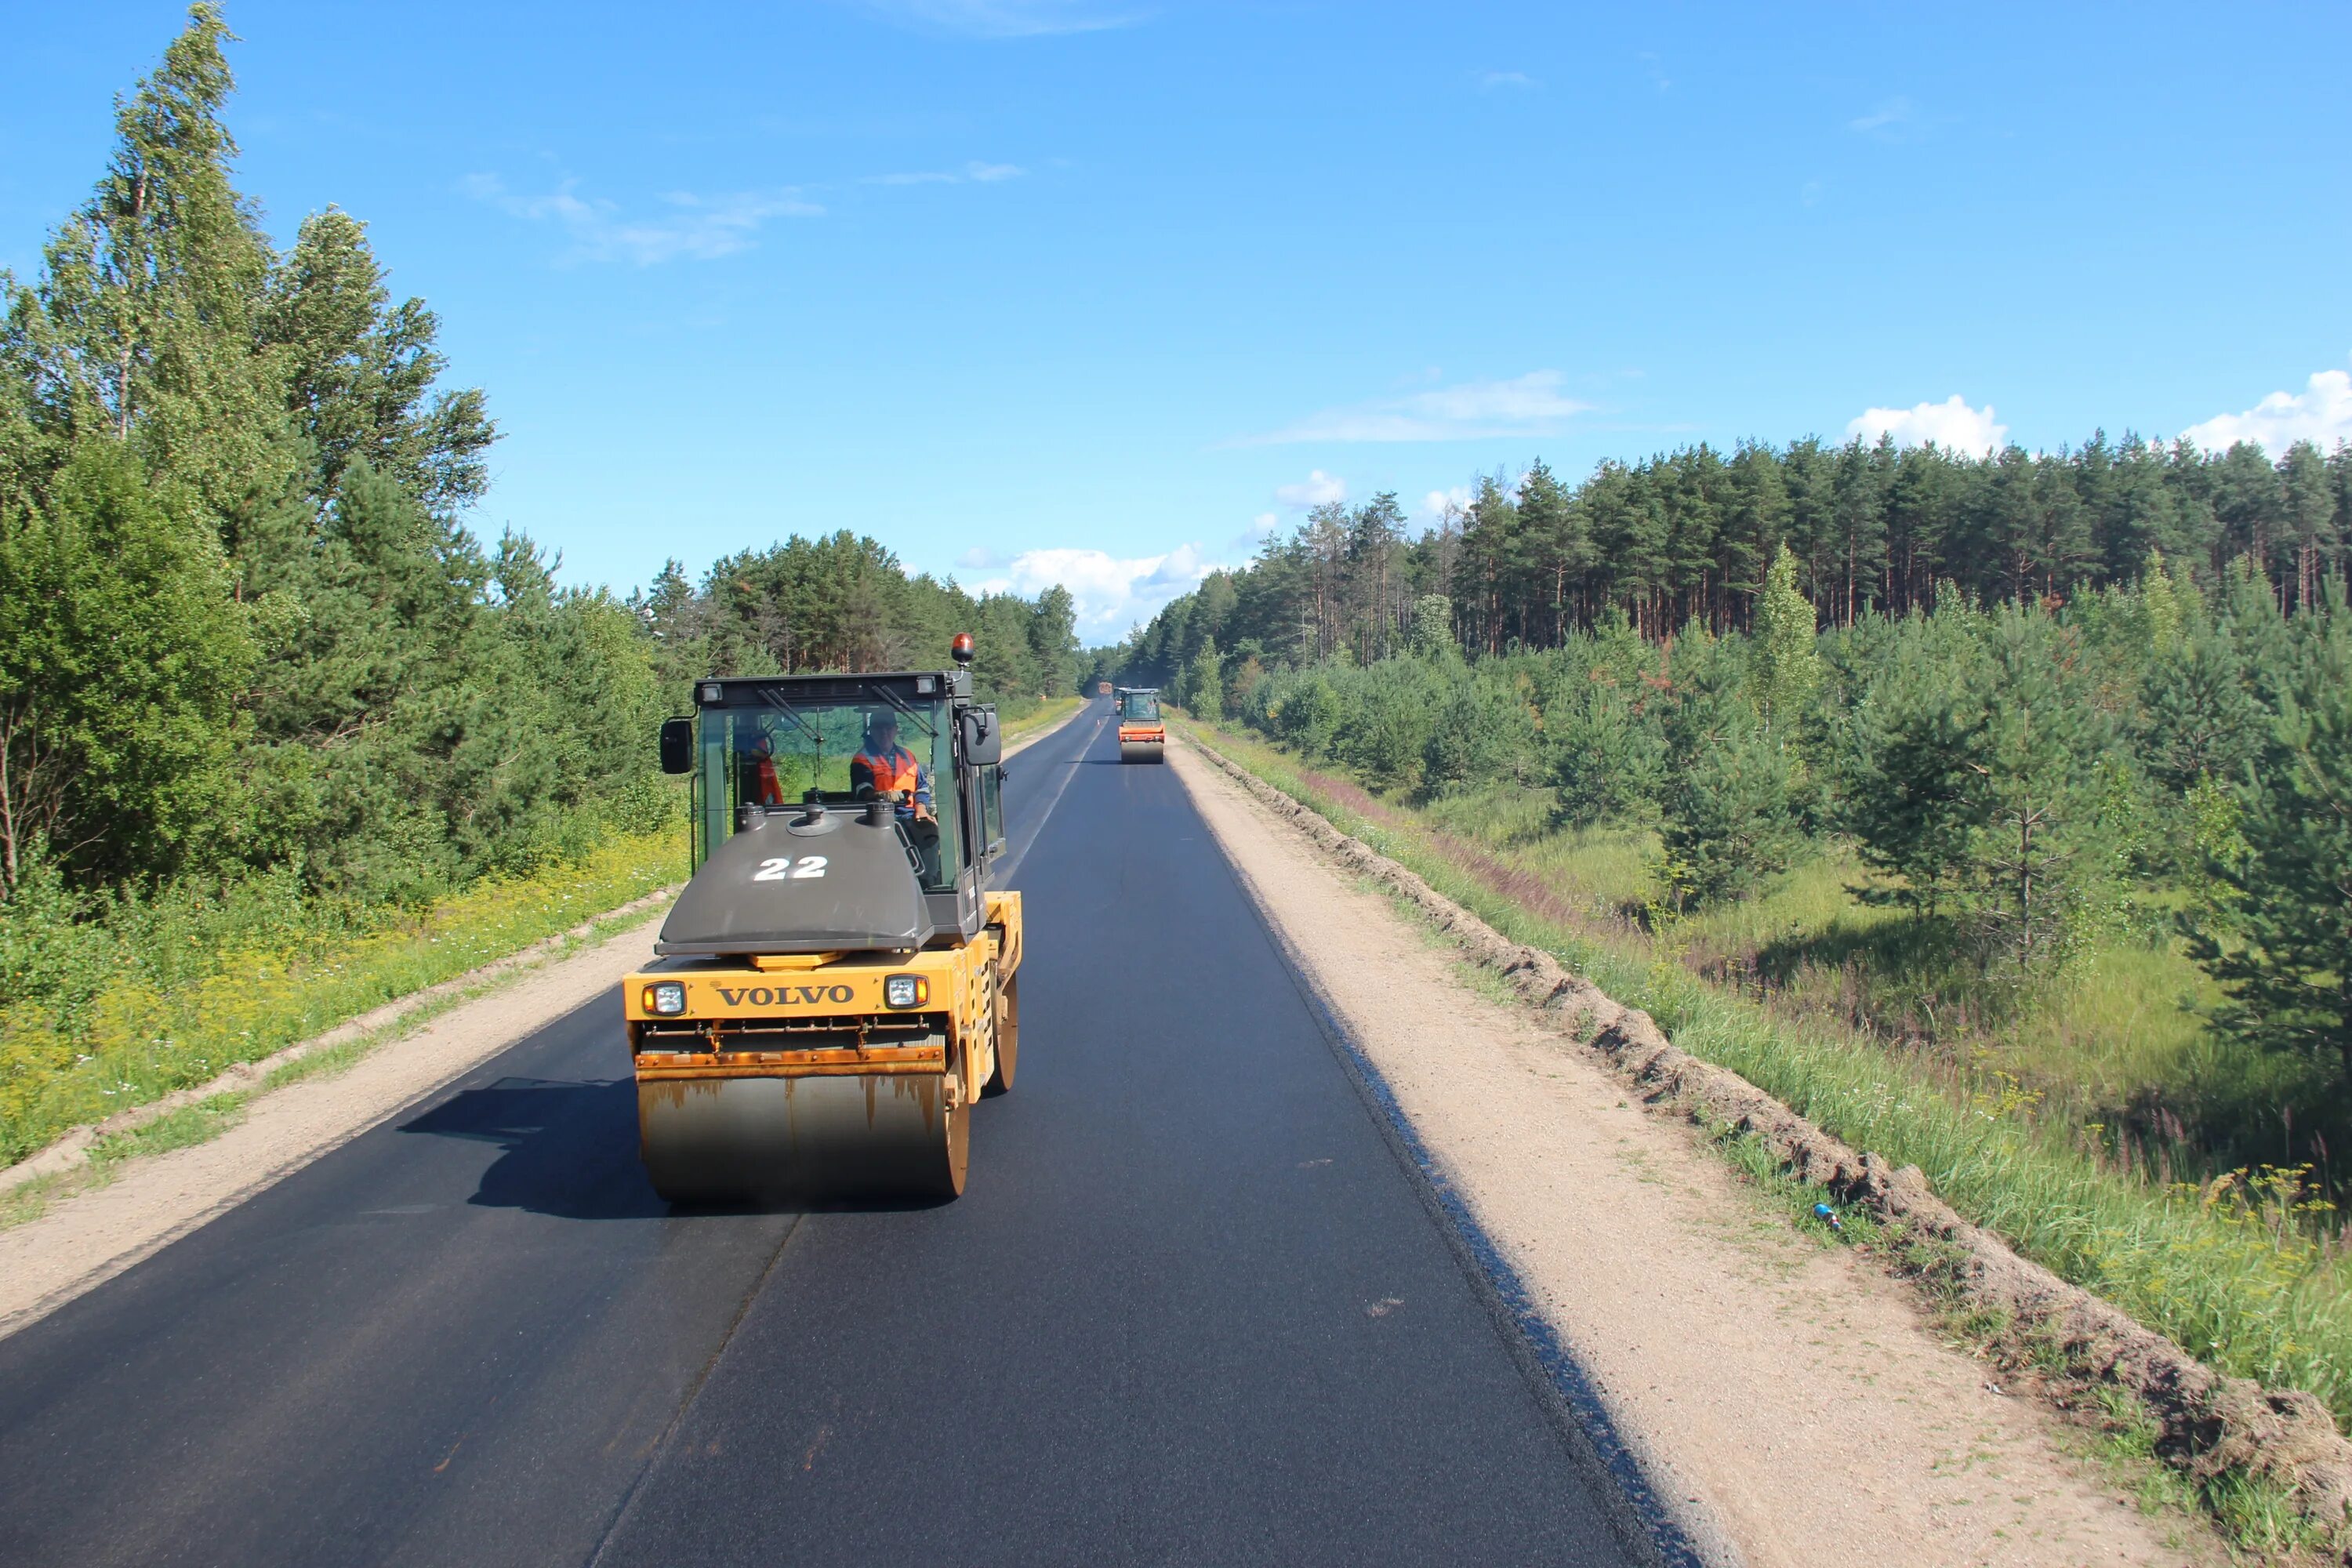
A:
643;982;687;1016
884;975;928;1009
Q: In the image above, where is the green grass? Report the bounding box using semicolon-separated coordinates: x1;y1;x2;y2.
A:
1004;694;1080;742
1;829;685;1170
1178;715;2352;1437
87;1094;254;1167
1417;773;2245;1149
0;1170;74;1228
1703;1118;1886;1252
0;1098;256;1231
2074;1385;2328;1559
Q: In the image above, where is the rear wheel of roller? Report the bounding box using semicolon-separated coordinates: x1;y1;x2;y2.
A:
983;971;1019;1096
938;1080;969;1196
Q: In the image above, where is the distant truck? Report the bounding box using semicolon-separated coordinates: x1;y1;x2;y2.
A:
1098;681;1112;696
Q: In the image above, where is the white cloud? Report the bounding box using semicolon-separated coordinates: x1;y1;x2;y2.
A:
1848;96;1915;137
461;173;819;264
980;544;1220;631
1225;511;1283;554
1274;469;1348;508
867;159;1027;187
1240;372;1593;445
850;0;1142;37
1479;71;1538;91
956;546;1005;570
1847;394;2008;454
2181;358;2352;455
1421;486;1472;520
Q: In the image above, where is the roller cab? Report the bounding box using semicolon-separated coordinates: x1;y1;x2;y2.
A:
625;645;1022;1204
1115;686;1165;764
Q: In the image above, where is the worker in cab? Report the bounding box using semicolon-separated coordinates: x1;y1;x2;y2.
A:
739;723;786;808
852;712;935;825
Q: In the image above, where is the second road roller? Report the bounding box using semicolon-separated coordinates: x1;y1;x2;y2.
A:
621;633;1022;1203
1116;685;1165;763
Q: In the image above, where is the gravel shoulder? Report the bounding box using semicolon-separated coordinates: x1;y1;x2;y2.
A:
1168;737;2216;1568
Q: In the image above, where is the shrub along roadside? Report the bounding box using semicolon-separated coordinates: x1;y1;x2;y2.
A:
0;827;684;1170
1001;694;1079;739
1173;713;2352;1440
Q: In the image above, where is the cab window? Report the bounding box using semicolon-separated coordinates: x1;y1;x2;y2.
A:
694;690;962;891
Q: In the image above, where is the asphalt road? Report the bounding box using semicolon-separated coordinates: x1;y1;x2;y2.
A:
0;700;1644;1568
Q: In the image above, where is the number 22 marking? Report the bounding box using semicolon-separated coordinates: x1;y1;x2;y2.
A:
753;855;829;882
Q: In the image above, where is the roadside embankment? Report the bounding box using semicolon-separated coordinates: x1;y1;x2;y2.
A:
1174;720;2352;1564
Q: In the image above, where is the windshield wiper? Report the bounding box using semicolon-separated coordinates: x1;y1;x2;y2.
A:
868;683;936;738
751;685;827;749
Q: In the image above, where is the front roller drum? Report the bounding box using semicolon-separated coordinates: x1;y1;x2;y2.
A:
1119;739;1165;764
638;1072;967;1205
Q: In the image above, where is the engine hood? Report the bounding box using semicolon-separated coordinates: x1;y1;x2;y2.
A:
656;809;935;956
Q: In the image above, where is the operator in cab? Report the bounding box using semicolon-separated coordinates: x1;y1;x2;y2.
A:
852;711;935;825
739;723;786;808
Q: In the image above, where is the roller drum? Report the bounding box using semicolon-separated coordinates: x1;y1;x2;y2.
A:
982;970;1018;1096
1119;739;1165;764
638;1070;967;1205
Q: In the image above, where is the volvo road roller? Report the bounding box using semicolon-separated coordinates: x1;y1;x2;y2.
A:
1116;686;1165;764
622;633;1021;1204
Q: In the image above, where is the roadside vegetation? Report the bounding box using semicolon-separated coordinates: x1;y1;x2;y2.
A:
0;827;681;1168
1004;695;1080;740
0;9;1080;1168
1116;444;2352;1433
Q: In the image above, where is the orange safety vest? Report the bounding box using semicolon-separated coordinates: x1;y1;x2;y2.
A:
855;744;923;797
753;755;784;804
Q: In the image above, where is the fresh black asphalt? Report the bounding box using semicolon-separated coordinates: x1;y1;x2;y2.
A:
0;701;1642;1568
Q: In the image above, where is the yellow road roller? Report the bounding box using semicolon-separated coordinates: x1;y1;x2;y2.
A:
622;634;1021;1203
1116;686;1165;764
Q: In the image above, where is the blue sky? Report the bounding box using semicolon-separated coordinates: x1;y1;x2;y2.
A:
5;2;2348;636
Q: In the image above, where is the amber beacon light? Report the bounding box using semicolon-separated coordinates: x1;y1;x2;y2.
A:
951;632;975;666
